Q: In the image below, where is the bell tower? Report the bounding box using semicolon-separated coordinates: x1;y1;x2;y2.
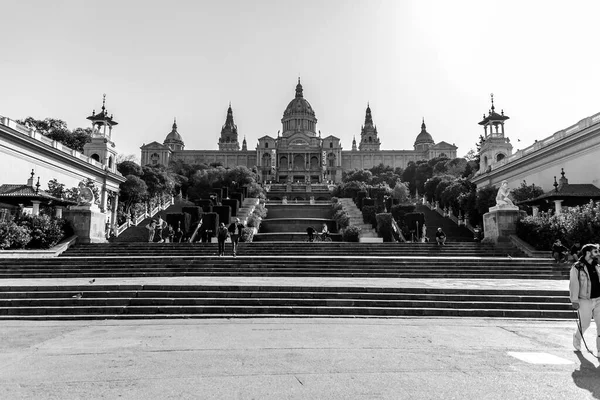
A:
478;94;512;174
83;94;118;173
218;103;240;151
358;103;380;151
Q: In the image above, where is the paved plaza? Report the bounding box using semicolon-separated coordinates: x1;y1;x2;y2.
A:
1;317;599;399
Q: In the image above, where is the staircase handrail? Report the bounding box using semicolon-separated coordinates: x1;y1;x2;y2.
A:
116;222;129;236
188;220;203;243
133;213;146;226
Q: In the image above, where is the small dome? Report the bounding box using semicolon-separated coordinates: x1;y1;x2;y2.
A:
414;119;434;145
164;119;184;144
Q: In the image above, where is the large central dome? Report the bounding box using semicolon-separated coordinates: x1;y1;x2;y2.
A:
281;78;318;136
283;79;315;117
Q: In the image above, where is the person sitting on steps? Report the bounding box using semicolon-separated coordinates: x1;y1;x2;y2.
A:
552;239;569;263
435;227;447;246
306;226;315;242
321;223;329;240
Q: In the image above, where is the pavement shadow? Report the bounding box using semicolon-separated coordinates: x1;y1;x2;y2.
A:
572;351;600;399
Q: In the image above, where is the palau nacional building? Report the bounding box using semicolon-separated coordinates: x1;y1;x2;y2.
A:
140;79;457;183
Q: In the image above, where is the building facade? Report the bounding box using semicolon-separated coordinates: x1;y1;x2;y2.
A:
471;96;600;193
140;79;457;183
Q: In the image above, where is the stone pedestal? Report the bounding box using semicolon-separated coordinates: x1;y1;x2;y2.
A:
64;205;107;244
483;205;525;243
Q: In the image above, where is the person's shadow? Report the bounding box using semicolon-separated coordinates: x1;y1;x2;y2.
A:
572;351;600;398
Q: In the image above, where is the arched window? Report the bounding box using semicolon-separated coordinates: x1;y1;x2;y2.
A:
265;142;269;148
496;153;506;162
368;136;372;142
108;156;113;169
329;142;333;148
293;154;304;169
91;154;100;162
328;153;336;168
483;156;488;168
262;153;271;166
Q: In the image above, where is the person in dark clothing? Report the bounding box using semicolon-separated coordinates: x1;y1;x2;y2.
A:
173;227;183;243
569;243;600;352
552;239;569;263
473;225;482;243
228;218;245;257
306;226;315;242
435;228;446;246
217;222;229;257
166;224;175;243
570;241;582;261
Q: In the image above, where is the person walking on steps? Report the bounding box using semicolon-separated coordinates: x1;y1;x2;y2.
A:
145;219;157;243
155;215;167;243
228;218;245;257
570;243;600;353
435;227;446;246
217;222;229;257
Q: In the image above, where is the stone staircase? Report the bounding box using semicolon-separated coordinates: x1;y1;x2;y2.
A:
112;198;195;243
0;284;571;320
337;198;378;239
113;198;259;242
0;240;572;320
416;205;473;241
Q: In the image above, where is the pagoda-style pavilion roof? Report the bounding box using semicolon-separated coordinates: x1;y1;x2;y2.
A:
518;183;600;205
0;184;77;207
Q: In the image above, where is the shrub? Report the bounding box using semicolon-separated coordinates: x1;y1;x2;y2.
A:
247;214;262;228
0;220;32;249
333;209;350;230
391;204;415;222
342;225;362;242
253;203;268;219
362;205;378;227
356;190;368;209
516;201;600;250
16;214;67;249
240;227;255;242
376;213;394;242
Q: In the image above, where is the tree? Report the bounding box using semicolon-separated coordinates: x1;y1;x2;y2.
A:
475;186;497;218
391;180;409;203
444;158;468;178
119;175;148;215
142;165;175;198
16;117;91;152
511;180;544;204
511;180;544;213
343;169;373;184
369;163;393;176
117;160;143;177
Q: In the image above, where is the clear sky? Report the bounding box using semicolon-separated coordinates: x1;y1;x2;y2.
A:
1;0;599;163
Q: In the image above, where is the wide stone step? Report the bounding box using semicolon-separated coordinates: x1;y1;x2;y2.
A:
0;285;573;319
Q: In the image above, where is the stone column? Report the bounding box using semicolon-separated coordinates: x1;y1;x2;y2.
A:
100;184;108;212
111;191;119;238
31;200;41;216
554;200;563;215
532;206;539;217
